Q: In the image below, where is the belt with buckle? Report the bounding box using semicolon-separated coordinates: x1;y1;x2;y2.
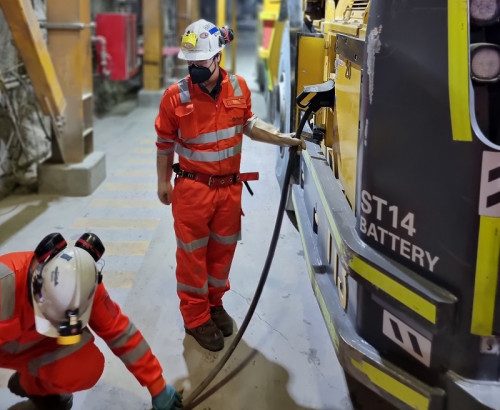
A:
173;163;259;188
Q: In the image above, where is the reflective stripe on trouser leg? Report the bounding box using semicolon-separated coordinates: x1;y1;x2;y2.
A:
1;328;105;395
207;183;242;306
173;178;216;328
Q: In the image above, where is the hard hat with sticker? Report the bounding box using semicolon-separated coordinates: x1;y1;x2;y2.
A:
178;19;226;61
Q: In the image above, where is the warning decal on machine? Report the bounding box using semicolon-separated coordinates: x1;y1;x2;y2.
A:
382;310;432;367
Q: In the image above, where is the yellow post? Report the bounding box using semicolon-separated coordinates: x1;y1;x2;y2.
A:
143;0;164;90
190;0;200;23
230;0;237;73
46;0;93;163
217;0;227;68
258;0;283;90
176;0;199;38
0;0;66;116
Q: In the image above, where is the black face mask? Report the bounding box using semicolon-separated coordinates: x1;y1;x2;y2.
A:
189;58;216;84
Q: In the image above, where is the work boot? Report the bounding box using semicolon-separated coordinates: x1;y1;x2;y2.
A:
210;305;234;336
185;318;224;351
8;372;73;410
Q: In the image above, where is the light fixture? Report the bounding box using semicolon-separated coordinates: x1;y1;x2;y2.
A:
470;43;500;82
470;0;500;25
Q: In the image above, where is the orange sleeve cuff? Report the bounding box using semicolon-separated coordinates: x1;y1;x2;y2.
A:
148;376;167;397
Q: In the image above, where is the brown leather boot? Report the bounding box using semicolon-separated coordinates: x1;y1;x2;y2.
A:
185;318;224;351
8;372;73;410
210;305;234;336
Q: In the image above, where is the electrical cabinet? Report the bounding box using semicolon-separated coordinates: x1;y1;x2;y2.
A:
95;13;138;81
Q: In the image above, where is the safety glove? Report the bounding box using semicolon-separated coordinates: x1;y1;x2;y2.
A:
152;384;183;410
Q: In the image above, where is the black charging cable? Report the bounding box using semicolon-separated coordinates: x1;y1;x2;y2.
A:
182;106;314;409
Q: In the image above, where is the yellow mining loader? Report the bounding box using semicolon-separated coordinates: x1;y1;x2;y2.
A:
259;0;500;408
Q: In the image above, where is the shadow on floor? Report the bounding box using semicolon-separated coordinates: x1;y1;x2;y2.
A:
8;399;36;410
180;328;317;410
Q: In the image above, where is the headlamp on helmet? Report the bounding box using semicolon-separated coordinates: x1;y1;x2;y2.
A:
182;32;197;50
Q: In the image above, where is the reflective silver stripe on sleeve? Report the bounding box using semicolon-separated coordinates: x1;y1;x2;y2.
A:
157;136;174;144
177;281;208;295
118;338;151;366
1;339;42;354
210;231;241;245
229;75;243;97
178;78;191;103
0;264;15;320
28;329;93;377
208;275;228;288
182;125;243;145
107;321;138;350
175;141;242;162
176;236;209;253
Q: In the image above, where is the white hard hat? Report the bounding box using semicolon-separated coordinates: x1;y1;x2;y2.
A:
178;19;224;61
32;246;99;344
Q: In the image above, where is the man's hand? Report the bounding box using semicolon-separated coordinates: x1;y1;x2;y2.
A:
279;132;306;152
158;181;173;205
152;384;183;410
245;118;306;152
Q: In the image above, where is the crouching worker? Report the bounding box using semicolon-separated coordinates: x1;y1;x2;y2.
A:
0;232;182;410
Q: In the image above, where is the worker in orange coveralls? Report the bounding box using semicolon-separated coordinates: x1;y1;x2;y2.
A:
155;19;305;352
0;232;182;410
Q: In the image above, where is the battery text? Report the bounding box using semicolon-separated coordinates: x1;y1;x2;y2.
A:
360;190;440;272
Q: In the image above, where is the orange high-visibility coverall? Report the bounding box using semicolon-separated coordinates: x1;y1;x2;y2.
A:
155;68;253;328
0;252;166;397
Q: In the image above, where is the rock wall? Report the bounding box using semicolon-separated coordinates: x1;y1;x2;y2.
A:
0;0;51;198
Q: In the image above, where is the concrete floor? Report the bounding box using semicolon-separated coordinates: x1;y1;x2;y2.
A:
0;29;354;410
